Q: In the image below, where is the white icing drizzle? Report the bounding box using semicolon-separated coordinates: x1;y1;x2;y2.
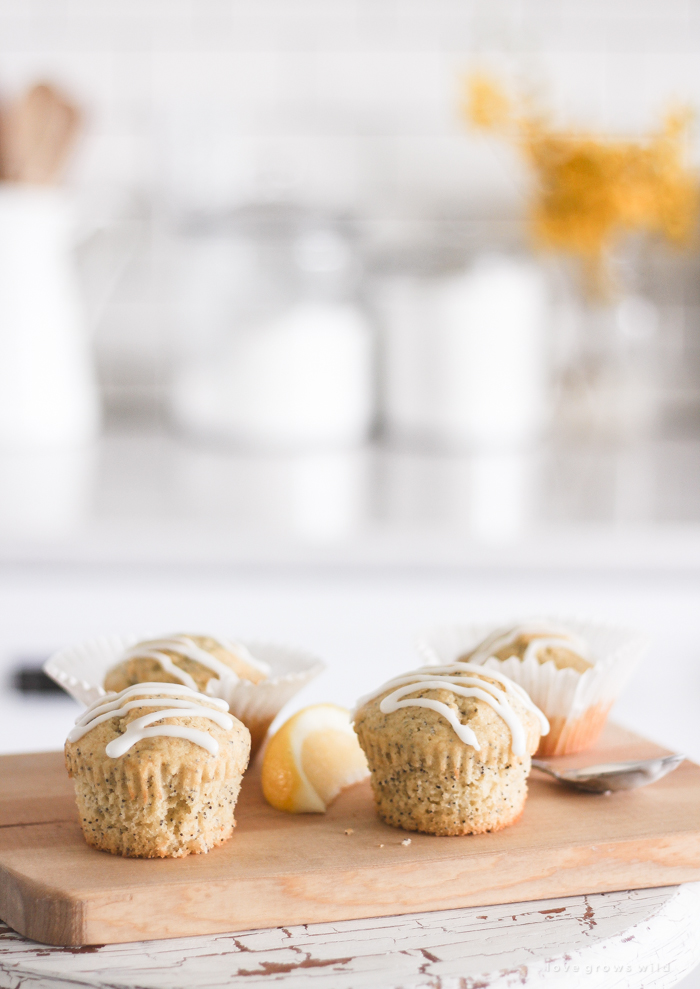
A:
67;682;234;758
119;647;200;691
120;634;269;692
467;622;589;668
355;663;549;757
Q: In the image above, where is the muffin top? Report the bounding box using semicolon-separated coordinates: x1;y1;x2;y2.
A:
104;634;269;695
354;662;548;758
463;622;593;675
65;682;250;780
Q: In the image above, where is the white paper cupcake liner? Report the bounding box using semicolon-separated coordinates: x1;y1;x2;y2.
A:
44;635;325;749
418;618;648;755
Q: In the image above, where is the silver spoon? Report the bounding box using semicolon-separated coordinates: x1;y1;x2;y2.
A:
531;754;685;794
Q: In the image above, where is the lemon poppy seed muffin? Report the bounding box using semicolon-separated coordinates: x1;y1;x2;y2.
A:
354;663;547;836
65;682;251;858
104;634;268;694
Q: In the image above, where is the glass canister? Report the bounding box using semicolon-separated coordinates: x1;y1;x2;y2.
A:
549;243;663;442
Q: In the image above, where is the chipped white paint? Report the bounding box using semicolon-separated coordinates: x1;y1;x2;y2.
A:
1;885;700;989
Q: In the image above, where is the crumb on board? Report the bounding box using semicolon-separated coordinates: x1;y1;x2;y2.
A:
401;838;412;846
378;843;384;848
344;828;354;835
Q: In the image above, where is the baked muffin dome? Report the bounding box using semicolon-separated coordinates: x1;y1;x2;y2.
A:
65;682;251;858
354;663;547;836
463;623;592;675
104;634;269;695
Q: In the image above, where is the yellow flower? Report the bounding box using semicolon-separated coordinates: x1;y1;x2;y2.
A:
462;72;699;292
464;72;512;132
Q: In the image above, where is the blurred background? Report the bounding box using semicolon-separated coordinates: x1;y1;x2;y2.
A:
1;0;700;785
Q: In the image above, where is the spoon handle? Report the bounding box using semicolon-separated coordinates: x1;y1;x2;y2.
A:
531;759;559;779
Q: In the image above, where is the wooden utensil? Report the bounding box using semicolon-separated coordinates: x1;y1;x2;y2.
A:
0;82;81;184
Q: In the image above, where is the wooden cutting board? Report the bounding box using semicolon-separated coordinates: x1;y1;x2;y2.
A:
1;724;700;947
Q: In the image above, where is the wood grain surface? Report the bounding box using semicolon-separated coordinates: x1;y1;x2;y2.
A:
1;724;699;948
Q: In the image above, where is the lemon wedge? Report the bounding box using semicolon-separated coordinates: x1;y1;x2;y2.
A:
261;704;369;813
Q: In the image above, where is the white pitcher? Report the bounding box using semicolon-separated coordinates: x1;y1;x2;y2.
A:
0;185;100;449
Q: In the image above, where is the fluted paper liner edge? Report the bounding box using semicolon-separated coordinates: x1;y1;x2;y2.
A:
44;634;325;750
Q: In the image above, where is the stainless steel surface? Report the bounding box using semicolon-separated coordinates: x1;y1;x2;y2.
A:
531;754;685;794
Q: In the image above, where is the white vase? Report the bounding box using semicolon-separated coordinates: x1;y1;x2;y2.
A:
0;186;101;450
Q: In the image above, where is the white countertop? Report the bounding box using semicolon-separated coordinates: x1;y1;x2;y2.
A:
0;428;699;764
1;429;700;572
0;559;699;760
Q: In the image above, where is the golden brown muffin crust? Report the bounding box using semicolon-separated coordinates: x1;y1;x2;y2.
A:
104;634;267;694
463;630;592;675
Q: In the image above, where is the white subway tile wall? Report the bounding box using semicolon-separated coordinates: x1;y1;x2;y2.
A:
0;0;697;422
0;0;696;213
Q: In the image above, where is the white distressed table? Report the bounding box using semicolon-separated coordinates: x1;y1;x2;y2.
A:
2;885;700;989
